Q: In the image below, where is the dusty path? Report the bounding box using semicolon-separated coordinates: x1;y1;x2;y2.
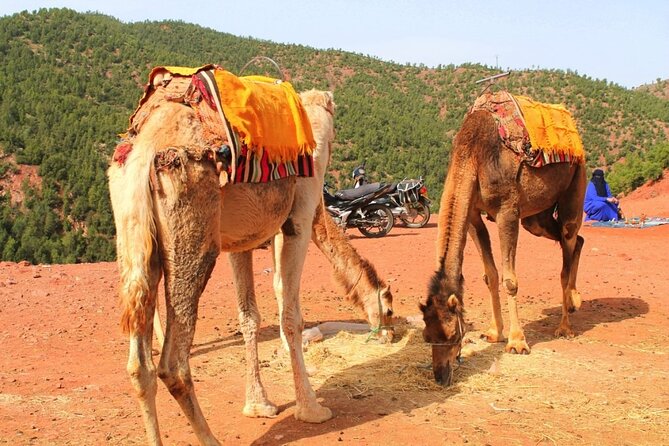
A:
1;209;668;445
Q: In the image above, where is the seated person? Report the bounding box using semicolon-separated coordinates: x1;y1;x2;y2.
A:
584;169;622;221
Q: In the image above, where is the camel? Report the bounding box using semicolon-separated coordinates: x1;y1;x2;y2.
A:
420;107;586;386
109;68;342;444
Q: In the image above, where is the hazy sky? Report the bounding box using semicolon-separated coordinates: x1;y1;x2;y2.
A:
2;1;668;88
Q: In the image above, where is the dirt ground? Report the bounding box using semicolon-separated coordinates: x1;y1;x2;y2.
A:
1;186;668;446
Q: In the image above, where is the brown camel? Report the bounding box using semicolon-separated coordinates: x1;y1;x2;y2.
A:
420;108;586;385
109;71;337;444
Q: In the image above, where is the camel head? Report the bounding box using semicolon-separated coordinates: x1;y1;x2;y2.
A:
420;273;465;386
363;285;395;343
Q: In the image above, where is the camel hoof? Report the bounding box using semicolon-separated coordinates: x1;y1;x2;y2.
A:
481;329;505;343
295;403;332;423
505;341;531;355
554;326;575;338
243;401;279;418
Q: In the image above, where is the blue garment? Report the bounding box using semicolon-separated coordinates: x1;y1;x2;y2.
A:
584;182;619;221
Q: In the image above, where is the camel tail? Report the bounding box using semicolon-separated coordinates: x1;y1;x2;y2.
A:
108;138;158;335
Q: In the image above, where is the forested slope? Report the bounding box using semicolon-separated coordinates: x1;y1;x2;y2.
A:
1;8;668;263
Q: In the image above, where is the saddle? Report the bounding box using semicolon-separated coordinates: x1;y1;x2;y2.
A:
471;91;584;167
120;65;316;185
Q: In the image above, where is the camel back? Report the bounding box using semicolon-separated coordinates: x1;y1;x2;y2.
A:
116;64;315;184
470;91;585;167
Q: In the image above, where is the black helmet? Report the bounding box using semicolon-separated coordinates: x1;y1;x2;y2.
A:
352;165;366;179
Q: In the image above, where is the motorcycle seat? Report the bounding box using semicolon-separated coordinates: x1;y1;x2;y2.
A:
335;182;384;201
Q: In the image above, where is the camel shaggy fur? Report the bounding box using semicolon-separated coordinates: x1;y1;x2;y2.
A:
421;109;586;385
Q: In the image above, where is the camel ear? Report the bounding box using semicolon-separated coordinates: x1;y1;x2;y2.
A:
447;294;460;311
325;91;335;114
418;295;431;312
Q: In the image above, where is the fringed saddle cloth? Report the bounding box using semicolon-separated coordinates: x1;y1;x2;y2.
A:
470;91;585;167
122;64;315;184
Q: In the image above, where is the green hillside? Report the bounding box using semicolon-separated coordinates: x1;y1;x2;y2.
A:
1;8;668;264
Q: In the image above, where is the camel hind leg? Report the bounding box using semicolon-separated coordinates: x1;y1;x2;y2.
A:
125;248;163;445
153;163;222;446
157;248;219;446
109;143;166;444
521;205;585;338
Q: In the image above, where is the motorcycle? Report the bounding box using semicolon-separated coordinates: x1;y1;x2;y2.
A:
352;163;431;228
323;181;396;238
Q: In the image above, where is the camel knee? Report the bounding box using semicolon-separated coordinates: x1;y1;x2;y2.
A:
482;270;499;288
158;366;193;399
503;278;518;296
127;360;157;398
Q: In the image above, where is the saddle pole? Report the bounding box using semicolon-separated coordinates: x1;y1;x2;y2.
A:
239;56;286;81
475;71;511;95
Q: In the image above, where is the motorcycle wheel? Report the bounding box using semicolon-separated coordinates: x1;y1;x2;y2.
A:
399;200;431;228
357;204;394;238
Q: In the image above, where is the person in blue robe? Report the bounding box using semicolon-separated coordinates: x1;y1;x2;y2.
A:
584;169;621;221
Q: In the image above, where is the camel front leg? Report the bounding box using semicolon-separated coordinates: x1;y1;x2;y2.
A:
228;251;278;418
273;226;332;423
468;213;504;343
496;212;530;354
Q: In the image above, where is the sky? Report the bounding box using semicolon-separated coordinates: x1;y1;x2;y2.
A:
1;1;668;89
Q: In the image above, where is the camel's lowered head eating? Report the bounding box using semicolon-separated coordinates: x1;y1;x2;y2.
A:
420;270;465;386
